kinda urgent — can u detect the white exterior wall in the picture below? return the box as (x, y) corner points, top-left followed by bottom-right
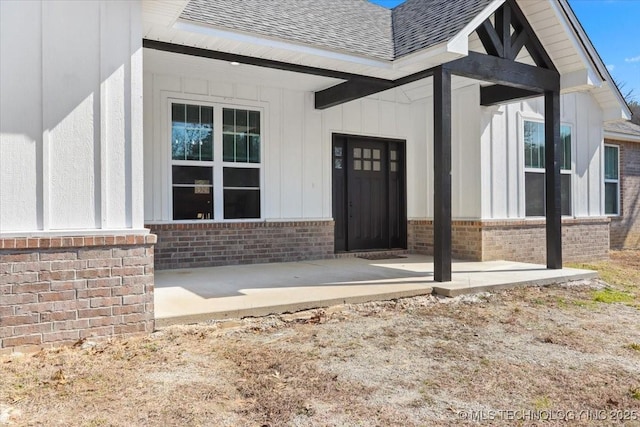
(480, 92), (604, 219)
(142, 52), (486, 223)
(143, 52), (605, 224)
(0, 0), (144, 235)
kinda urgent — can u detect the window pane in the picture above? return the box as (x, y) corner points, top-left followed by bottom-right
(223, 133), (235, 162)
(186, 104), (199, 126)
(236, 109), (248, 132)
(172, 103), (213, 162)
(561, 125), (571, 171)
(172, 166), (212, 185)
(561, 174), (571, 216)
(605, 146), (619, 180)
(223, 109), (234, 132)
(605, 182), (619, 215)
(249, 110), (260, 134)
(222, 108), (260, 163)
(235, 134), (248, 162)
(249, 135), (260, 163)
(171, 123), (187, 160)
(223, 167), (260, 188)
(224, 189), (260, 219)
(524, 121), (544, 168)
(525, 172), (545, 216)
(173, 187), (213, 220)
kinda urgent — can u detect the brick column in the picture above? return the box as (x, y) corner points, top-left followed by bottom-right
(0, 234), (156, 353)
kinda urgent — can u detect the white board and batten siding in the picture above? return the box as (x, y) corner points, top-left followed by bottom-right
(480, 92), (605, 219)
(0, 0), (144, 235)
(143, 50), (490, 224)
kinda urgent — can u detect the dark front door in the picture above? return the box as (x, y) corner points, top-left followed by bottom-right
(333, 135), (406, 252)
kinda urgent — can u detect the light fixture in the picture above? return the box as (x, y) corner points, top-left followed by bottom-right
(230, 61), (240, 66)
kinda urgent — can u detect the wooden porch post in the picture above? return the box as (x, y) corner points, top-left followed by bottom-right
(545, 89), (562, 268)
(433, 66), (452, 282)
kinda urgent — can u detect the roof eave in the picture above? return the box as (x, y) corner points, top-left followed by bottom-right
(604, 130), (640, 143)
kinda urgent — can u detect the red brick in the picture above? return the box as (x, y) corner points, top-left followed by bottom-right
(90, 296), (121, 308)
(113, 304), (145, 315)
(13, 323), (52, 335)
(0, 272), (39, 285)
(0, 253), (38, 263)
(2, 334), (42, 347)
(122, 294), (146, 305)
(89, 316), (123, 327)
(1, 314), (39, 327)
(50, 279), (87, 291)
(87, 277), (121, 288)
(42, 330), (79, 343)
(53, 300), (89, 311)
(38, 290), (76, 302)
(40, 270), (76, 281)
(41, 311), (77, 322)
(78, 307), (112, 318)
(77, 288), (111, 298)
(53, 319), (90, 331)
(13, 282), (50, 293)
(111, 284), (144, 296)
(2, 293), (38, 305)
(76, 268), (111, 279)
(14, 302), (54, 315)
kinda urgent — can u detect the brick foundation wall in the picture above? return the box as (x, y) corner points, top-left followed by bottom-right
(408, 218), (610, 264)
(0, 234), (156, 353)
(148, 221), (334, 270)
(608, 139), (640, 249)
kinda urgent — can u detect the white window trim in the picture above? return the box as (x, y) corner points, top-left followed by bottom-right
(519, 115), (575, 218)
(166, 96), (266, 223)
(604, 144), (620, 217)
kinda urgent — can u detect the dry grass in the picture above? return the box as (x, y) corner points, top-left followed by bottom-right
(2, 251), (640, 426)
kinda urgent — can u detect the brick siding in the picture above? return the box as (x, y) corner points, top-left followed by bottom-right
(148, 221), (334, 270)
(608, 139), (640, 249)
(0, 234), (156, 353)
(408, 218), (609, 264)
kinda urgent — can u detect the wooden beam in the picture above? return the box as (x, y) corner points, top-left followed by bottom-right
(315, 79), (394, 109)
(480, 85), (541, 106)
(433, 67), (452, 282)
(509, 29), (529, 60)
(545, 90), (562, 269)
(507, 0), (556, 70)
(315, 68), (435, 110)
(495, 4), (512, 59)
(142, 39), (391, 84)
(476, 19), (502, 57)
(445, 51), (559, 92)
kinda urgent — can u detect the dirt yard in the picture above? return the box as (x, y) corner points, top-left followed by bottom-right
(2, 251), (640, 426)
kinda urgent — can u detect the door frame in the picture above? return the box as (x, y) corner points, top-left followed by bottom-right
(332, 133), (407, 253)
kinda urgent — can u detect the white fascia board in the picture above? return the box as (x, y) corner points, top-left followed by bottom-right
(604, 130), (640, 143)
(393, 0), (505, 71)
(391, 42), (464, 71)
(173, 20), (394, 70)
(446, 0), (505, 55)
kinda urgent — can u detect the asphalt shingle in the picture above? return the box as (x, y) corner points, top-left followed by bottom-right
(179, 0), (496, 61)
(392, 0), (494, 58)
(604, 120), (640, 138)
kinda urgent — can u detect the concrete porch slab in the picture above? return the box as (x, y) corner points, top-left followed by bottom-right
(154, 255), (597, 326)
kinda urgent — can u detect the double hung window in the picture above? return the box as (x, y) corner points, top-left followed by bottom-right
(170, 101), (262, 220)
(523, 121), (572, 217)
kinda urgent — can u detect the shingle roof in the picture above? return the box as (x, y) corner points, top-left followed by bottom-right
(180, 0), (394, 60)
(604, 120), (640, 138)
(392, 0), (494, 58)
(179, 0), (495, 61)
